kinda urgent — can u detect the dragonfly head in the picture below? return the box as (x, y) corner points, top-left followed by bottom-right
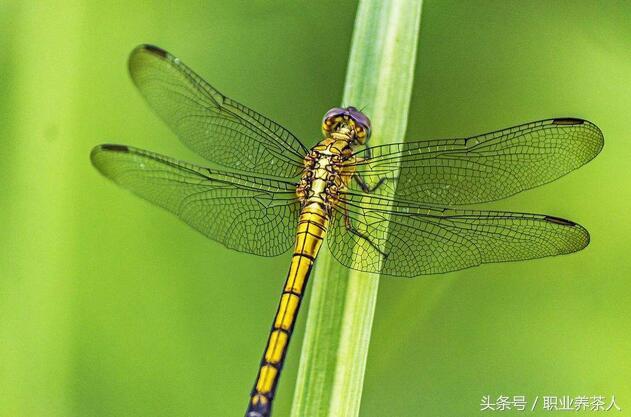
(322, 106), (371, 144)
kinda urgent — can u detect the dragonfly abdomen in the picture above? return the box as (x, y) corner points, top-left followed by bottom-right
(246, 204), (329, 417)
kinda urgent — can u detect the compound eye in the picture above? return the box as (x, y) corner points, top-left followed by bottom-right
(347, 108), (372, 142)
(322, 107), (346, 125)
(348, 108), (371, 130)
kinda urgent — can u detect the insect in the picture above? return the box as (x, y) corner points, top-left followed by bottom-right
(91, 45), (603, 417)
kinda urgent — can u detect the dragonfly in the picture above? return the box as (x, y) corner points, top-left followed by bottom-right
(91, 45), (603, 417)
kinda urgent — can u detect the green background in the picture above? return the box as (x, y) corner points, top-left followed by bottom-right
(1, 1), (629, 416)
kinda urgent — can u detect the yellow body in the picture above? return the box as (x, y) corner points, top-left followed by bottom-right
(249, 205), (327, 409)
(246, 133), (356, 417)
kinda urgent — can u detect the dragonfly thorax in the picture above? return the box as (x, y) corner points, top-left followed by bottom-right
(297, 137), (355, 212)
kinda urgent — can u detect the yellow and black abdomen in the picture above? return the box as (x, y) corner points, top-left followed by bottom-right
(245, 204), (328, 417)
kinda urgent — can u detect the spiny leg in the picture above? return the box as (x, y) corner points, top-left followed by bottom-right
(353, 173), (387, 193)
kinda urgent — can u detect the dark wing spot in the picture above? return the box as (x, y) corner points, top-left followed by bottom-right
(552, 118), (585, 125)
(100, 144), (129, 153)
(140, 44), (169, 58)
(544, 215), (577, 226)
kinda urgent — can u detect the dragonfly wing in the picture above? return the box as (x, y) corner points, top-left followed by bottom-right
(352, 118), (603, 205)
(91, 144), (300, 256)
(328, 193), (589, 276)
(128, 44), (307, 178)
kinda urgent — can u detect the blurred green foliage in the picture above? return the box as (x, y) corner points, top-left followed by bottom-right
(1, 1), (629, 417)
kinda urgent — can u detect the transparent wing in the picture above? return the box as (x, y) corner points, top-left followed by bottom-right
(91, 144), (300, 256)
(128, 44), (307, 178)
(328, 193), (589, 276)
(351, 118), (603, 205)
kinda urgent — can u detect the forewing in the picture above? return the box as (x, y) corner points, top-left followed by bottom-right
(352, 118), (603, 205)
(91, 144), (300, 256)
(328, 193), (589, 276)
(128, 44), (307, 178)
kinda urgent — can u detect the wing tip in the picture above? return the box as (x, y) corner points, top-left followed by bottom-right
(550, 117), (605, 159)
(90, 144), (131, 170)
(129, 44), (172, 78)
(543, 215), (591, 252)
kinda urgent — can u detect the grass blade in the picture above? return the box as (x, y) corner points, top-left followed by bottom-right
(290, 1), (423, 416)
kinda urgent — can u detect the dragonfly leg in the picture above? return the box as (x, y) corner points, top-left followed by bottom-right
(353, 173), (387, 193)
(343, 207), (388, 259)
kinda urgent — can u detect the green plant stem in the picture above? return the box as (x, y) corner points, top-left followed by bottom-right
(290, 1), (423, 417)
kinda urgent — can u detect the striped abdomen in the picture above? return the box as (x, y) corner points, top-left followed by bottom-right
(245, 204), (328, 417)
